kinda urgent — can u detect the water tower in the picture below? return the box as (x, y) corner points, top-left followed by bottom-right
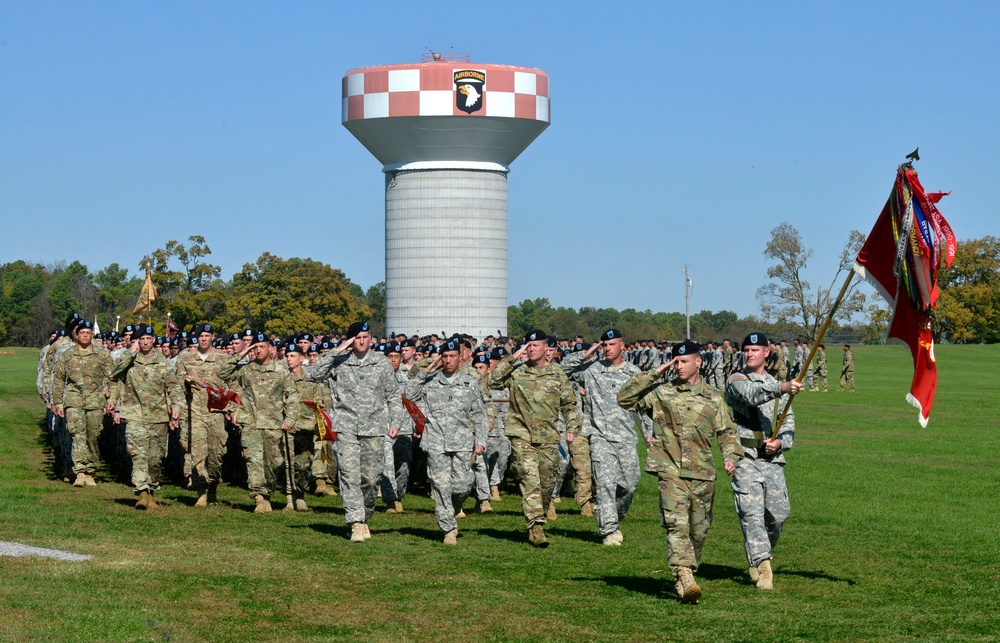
(342, 53), (550, 339)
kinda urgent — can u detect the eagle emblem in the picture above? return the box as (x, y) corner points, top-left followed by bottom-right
(454, 69), (485, 114)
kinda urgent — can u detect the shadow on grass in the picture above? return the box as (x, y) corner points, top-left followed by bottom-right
(580, 575), (678, 600)
(296, 522), (350, 540)
(394, 526), (444, 543)
(545, 526), (603, 544)
(468, 527), (528, 544)
(777, 567), (857, 585)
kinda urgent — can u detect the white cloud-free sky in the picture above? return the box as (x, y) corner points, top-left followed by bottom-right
(1, 1), (994, 317)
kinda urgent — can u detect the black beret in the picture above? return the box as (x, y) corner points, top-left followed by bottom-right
(742, 332), (768, 347)
(602, 328), (623, 340)
(319, 341), (333, 351)
(346, 321), (370, 338)
(547, 336), (558, 347)
(491, 347), (507, 359)
(124, 324), (135, 334)
(132, 325), (155, 340)
(65, 312), (82, 329)
(385, 342), (401, 354)
(473, 353), (490, 365)
(674, 340), (701, 356)
(437, 339), (461, 354)
(285, 343), (305, 355)
(524, 329), (548, 342)
(77, 320), (94, 331)
(299, 333), (315, 342)
(155, 336), (167, 346)
(240, 329), (255, 338)
(250, 332), (269, 346)
(230, 332), (242, 341)
(400, 339), (415, 348)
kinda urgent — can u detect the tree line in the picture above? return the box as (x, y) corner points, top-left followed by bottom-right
(2, 232), (996, 348)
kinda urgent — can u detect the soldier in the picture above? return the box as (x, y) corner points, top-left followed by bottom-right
(404, 339), (487, 544)
(562, 329), (650, 545)
(488, 330), (582, 547)
(813, 344), (828, 392)
(43, 314), (83, 482)
(381, 342), (414, 514)
(110, 325), (183, 509)
(218, 332), (300, 513)
(175, 323), (231, 506)
(725, 332), (802, 590)
(838, 345), (855, 392)
(792, 339), (804, 379)
(51, 320), (114, 487)
(304, 321), (402, 543)
(286, 343), (332, 510)
(618, 339), (742, 604)
(486, 349), (512, 502)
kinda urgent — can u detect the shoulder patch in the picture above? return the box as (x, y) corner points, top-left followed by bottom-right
(729, 373), (746, 382)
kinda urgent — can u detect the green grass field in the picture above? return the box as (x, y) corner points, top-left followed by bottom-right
(1, 345), (998, 642)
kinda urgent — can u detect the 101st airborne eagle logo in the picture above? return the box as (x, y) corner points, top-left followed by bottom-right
(454, 69), (485, 114)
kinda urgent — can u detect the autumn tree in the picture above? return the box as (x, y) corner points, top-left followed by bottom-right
(220, 253), (370, 336)
(756, 223), (867, 341)
(934, 236), (1000, 343)
(140, 236), (225, 329)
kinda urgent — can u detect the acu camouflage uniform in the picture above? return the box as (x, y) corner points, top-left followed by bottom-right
(488, 356), (582, 529)
(304, 349), (402, 525)
(218, 355), (300, 502)
(380, 364), (414, 507)
(562, 350), (650, 536)
(175, 348), (232, 491)
(291, 370), (333, 496)
(405, 369), (488, 533)
(52, 343), (114, 478)
(618, 372), (742, 576)
(110, 349), (184, 495)
(725, 369), (795, 567)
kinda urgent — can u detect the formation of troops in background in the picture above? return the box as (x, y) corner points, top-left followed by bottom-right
(37, 312), (857, 604)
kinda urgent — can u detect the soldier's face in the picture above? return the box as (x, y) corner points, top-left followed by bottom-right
(603, 338), (624, 361)
(160, 344), (170, 356)
(286, 351), (304, 370)
(401, 346), (416, 362)
(198, 332), (213, 351)
(297, 339), (312, 352)
(744, 345), (769, 371)
(675, 354), (701, 383)
(77, 329), (93, 347)
(138, 335), (156, 353)
(526, 339), (547, 364)
(474, 362), (490, 378)
(544, 346), (557, 363)
(387, 353), (401, 371)
(354, 331), (371, 353)
(440, 350), (461, 375)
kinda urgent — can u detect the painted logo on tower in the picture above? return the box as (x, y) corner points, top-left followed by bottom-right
(454, 69), (485, 114)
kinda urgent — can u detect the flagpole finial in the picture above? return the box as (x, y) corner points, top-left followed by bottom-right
(905, 147), (920, 163)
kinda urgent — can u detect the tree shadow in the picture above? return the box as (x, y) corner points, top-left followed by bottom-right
(578, 575), (678, 600)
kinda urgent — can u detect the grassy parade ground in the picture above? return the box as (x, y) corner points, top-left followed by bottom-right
(1, 345), (997, 642)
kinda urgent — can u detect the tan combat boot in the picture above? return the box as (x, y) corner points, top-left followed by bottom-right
(73, 473), (87, 487)
(362, 523), (372, 541)
(83, 474), (97, 486)
(490, 485), (501, 502)
(146, 493), (158, 509)
(748, 565), (760, 583)
(314, 478), (329, 496)
(455, 509), (466, 519)
(602, 530), (623, 546)
(476, 500), (493, 514)
(350, 522), (365, 543)
(135, 490), (150, 510)
(581, 502), (595, 517)
(253, 495), (272, 514)
(385, 502), (397, 514)
(756, 559), (773, 590)
(393, 500), (404, 514)
(677, 567), (702, 604)
(547, 503), (558, 521)
(443, 529), (458, 546)
(194, 488), (208, 508)
(529, 524), (549, 548)
(294, 497), (309, 511)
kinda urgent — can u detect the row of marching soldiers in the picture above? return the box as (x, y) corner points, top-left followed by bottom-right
(39, 312), (800, 604)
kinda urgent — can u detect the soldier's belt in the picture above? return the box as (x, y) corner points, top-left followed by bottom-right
(740, 437), (762, 449)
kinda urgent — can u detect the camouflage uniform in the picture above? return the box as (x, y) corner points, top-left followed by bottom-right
(380, 365), (414, 507)
(405, 369), (487, 533)
(44, 334), (76, 479)
(110, 349), (184, 495)
(725, 369), (795, 567)
(815, 349), (828, 391)
(312, 376), (339, 490)
(562, 351), (650, 536)
(304, 349), (402, 525)
(52, 343), (114, 478)
(175, 348), (231, 492)
(839, 348), (855, 391)
(218, 355), (300, 501)
(618, 372), (742, 576)
(486, 385), (511, 489)
(291, 370), (333, 495)
(488, 356), (582, 529)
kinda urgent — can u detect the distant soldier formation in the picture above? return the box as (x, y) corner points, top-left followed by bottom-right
(38, 311), (856, 604)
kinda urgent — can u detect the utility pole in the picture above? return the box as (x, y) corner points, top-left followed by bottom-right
(685, 264), (692, 340)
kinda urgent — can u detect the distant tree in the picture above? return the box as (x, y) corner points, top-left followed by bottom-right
(858, 302), (891, 345)
(364, 282), (386, 336)
(93, 263), (142, 328)
(756, 223), (866, 341)
(221, 253), (370, 336)
(49, 261), (95, 323)
(0, 261), (49, 345)
(934, 236), (1000, 343)
(141, 236), (225, 329)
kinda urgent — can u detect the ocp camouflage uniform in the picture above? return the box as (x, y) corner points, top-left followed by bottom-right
(618, 371), (742, 578)
(839, 348), (855, 391)
(44, 334), (76, 480)
(110, 349), (184, 495)
(488, 356), (582, 530)
(52, 343), (114, 479)
(304, 349), (402, 525)
(175, 348), (231, 493)
(405, 368), (487, 534)
(291, 370), (333, 495)
(562, 350), (649, 536)
(725, 369), (795, 568)
(218, 355), (300, 502)
(815, 349), (828, 391)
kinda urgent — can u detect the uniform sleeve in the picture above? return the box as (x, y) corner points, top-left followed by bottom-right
(51, 354), (67, 408)
(558, 372), (582, 435)
(487, 356), (517, 389)
(616, 371), (658, 416)
(282, 372), (301, 425)
(110, 349), (137, 382)
(383, 365), (403, 429)
(404, 370), (430, 403)
(725, 373), (782, 407)
(470, 383), (488, 449)
(303, 350), (338, 383)
(216, 354), (245, 385)
(713, 399), (743, 463)
(775, 397), (794, 452)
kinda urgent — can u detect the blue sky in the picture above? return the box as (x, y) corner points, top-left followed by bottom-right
(1, 2), (995, 318)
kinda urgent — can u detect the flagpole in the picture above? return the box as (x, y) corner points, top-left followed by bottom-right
(773, 269), (856, 432)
